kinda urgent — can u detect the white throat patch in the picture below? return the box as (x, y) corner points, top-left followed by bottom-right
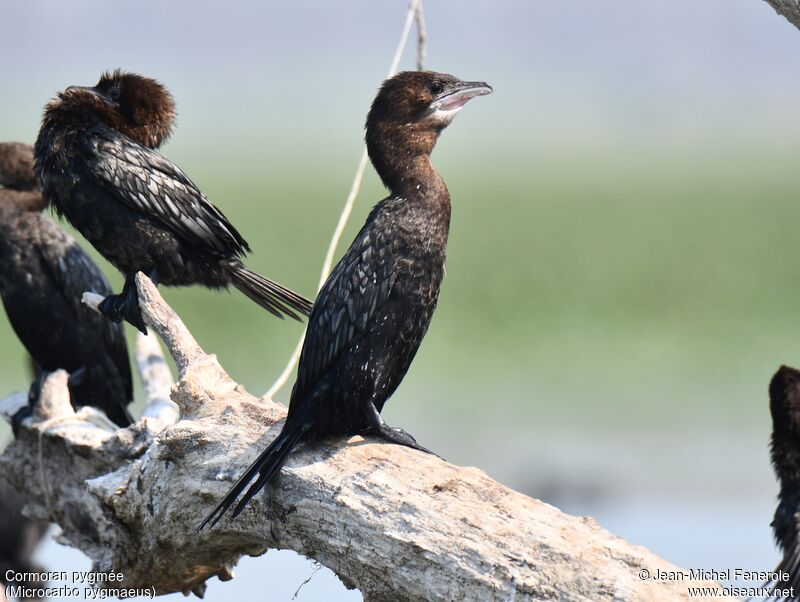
(424, 105), (463, 127)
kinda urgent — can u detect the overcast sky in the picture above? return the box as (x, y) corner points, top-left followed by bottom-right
(2, 0), (800, 152)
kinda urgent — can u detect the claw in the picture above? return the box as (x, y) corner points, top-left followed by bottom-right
(68, 367), (88, 389)
(97, 289), (146, 334)
(11, 405), (33, 437)
(98, 294), (125, 323)
(363, 399), (441, 458)
(126, 304), (147, 334)
(383, 427), (441, 458)
(28, 372), (44, 406)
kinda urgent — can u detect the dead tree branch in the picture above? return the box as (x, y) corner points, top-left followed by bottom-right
(764, 0), (800, 30)
(0, 273), (734, 601)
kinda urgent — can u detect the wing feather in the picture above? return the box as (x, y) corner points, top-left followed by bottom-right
(35, 217), (133, 402)
(82, 126), (250, 257)
(293, 211), (397, 401)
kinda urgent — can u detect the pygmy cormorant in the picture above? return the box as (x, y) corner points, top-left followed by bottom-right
(767, 365), (800, 599)
(0, 478), (48, 599)
(0, 145), (51, 596)
(200, 71), (492, 528)
(34, 70), (313, 333)
(0, 141), (133, 427)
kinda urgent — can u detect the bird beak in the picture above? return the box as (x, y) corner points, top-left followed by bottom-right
(431, 81), (493, 112)
(64, 85), (118, 108)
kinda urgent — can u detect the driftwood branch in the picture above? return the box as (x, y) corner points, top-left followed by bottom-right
(0, 273), (733, 600)
(764, 0), (800, 30)
(135, 332), (179, 423)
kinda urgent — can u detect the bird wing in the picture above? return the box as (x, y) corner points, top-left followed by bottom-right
(82, 126), (250, 257)
(35, 218), (133, 401)
(293, 212), (398, 400)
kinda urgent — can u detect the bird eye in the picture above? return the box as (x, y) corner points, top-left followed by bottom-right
(107, 84), (121, 102)
(429, 82), (443, 95)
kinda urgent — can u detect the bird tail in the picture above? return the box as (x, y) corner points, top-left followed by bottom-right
(66, 368), (133, 428)
(227, 262), (313, 321)
(198, 422), (306, 530)
(764, 538), (800, 600)
(104, 402), (135, 428)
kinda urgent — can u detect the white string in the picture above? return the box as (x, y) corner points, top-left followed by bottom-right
(415, 2), (427, 71)
(36, 415), (74, 522)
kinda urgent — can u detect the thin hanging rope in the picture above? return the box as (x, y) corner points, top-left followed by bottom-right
(37, 414), (73, 522)
(415, 3), (427, 71)
(265, 1), (427, 400)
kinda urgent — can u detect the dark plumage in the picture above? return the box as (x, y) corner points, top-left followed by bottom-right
(34, 70), (312, 333)
(201, 71), (492, 528)
(0, 142), (37, 190)
(0, 144), (50, 602)
(0, 478), (48, 599)
(768, 365), (800, 599)
(0, 141), (133, 426)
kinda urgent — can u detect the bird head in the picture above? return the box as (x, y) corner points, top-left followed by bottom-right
(57, 70), (176, 148)
(0, 142), (37, 191)
(365, 71), (491, 189)
(770, 365), (800, 437)
(367, 71), (492, 132)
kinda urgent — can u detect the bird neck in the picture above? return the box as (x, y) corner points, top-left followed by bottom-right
(393, 155), (447, 201)
(772, 432), (800, 488)
(42, 98), (110, 133)
(367, 128), (447, 200)
(0, 190), (45, 214)
(41, 97), (168, 149)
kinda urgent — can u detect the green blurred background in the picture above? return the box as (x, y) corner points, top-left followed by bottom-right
(2, 0), (799, 599)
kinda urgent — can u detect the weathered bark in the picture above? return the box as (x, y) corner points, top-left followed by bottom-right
(764, 0), (800, 30)
(0, 274), (732, 601)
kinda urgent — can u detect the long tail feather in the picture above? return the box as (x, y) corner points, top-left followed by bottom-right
(198, 423), (305, 530)
(227, 263), (313, 321)
(105, 403), (134, 428)
(765, 537), (800, 600)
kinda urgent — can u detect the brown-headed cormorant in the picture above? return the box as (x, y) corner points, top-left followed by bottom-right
(34, 70), (312, 333)
(0, 141), (133, 427)
(0, 478), (48, 599)
(0, 145), (51, 596)
(767, 365), (800, 599)
(200, 71), (492, 528)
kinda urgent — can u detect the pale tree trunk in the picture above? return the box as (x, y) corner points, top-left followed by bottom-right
(764, 0), (800, 31)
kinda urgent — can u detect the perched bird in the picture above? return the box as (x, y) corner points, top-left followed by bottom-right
(0, 144), (51, 602)
(34, 70), (312, 333)
(0, 141), (133, 427)
(201, 71), (492, 528)
(768, 365), (800, 598)
(0, 142), (37, 190)
(0, 478), (48, 600)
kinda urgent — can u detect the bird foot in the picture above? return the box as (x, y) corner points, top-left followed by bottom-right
(11, 405), (32, 437)
(28, 372), (44, 406)
(98, 293), (146, 334)
(372, 425), (442, 459)
(67, 367), (88, 389)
